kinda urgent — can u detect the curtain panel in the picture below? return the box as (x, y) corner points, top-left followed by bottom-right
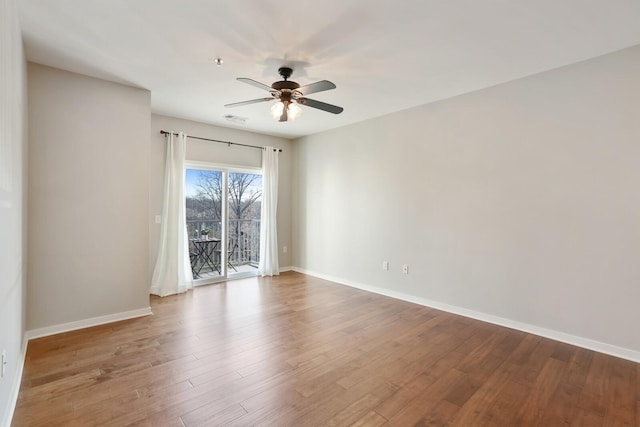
(258, 147), (279, 276)
(150, 132), (194, 296)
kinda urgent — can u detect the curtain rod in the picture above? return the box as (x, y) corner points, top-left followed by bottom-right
(160, 130), (282, 152)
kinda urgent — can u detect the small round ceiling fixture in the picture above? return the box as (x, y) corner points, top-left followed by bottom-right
(213, 58), (223, 67)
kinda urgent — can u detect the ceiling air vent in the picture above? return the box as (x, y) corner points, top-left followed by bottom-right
(224, 115), (247, 124)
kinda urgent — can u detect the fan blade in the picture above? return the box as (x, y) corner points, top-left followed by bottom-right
(297, 97), (344, 114)
(225, 98), (273, 108)
(296, 80), (336, 96)
(237, 77), (273, 92)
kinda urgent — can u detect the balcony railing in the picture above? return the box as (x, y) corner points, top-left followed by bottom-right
(186, 219), (260, 268)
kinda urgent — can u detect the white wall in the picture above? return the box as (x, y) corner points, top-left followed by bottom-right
(0, 0), (27, 423)
(293, 45), (640, 358)
(149, 114), (293, 274)
(27, 64), (151, 331)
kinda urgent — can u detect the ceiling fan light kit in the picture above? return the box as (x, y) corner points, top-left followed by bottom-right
(271, 100), (301, 121)
(225, 67), (343, 122)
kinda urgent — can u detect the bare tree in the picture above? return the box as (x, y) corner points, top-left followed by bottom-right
(194, 171), (262, 245)
(195, 171), (222, 221)
(228, 173), (261, 247)
(228, 173), (261, 221)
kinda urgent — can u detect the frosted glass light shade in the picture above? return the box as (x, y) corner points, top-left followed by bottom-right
(288, 102), (301, 120)
(270, 101), (302, 121)
(271, 101), (284, 119)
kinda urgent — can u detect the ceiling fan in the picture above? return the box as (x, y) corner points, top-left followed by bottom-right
(225, 67), (344, 122)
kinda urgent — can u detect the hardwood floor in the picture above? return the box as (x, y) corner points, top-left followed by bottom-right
(12, 272), (639, 426)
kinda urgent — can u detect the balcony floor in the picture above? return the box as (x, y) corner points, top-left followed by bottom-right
(193, 263), (258, 281)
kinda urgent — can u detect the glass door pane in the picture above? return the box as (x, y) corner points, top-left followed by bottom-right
(185, 168), (224, 282)
(227, 172), (262, 278)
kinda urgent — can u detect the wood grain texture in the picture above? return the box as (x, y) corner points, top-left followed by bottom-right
(12, 272), (639, 426)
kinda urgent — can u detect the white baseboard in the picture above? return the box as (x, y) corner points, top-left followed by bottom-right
(2, 335), (27, 427)
(279, 266), (294, 272)
(25, 307), (153, 341)
(292, 267), (640, 363)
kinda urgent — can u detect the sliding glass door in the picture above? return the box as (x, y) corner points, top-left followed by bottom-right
(227, 172), (262, 278)
(185, 165), (262, 284)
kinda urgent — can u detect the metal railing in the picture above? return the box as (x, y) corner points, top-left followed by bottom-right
(186, 219), (260, 267)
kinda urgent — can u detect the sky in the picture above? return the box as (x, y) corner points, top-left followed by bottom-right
(185, 169), (215, 197)
(185, 168), (262, 198)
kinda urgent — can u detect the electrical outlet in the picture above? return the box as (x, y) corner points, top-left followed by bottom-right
(1, 350), (6, 378)
(382, 261), (389, 271)
(283, 246), (288, 253)
(154, 215), (161, 224)
(402, 264), (409, 274)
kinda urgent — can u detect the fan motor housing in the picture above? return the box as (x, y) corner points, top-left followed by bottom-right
(272, 80), (300, 91)
(273, 66), (300, 91)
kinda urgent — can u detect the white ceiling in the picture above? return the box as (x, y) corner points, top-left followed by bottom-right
(19, 0), (640, 139)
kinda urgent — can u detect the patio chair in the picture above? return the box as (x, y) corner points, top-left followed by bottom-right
(189, 248), (199, 278)
(217, 242), (238, 272)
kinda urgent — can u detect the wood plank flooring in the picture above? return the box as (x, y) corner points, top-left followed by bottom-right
(12, 272), (639, 426)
